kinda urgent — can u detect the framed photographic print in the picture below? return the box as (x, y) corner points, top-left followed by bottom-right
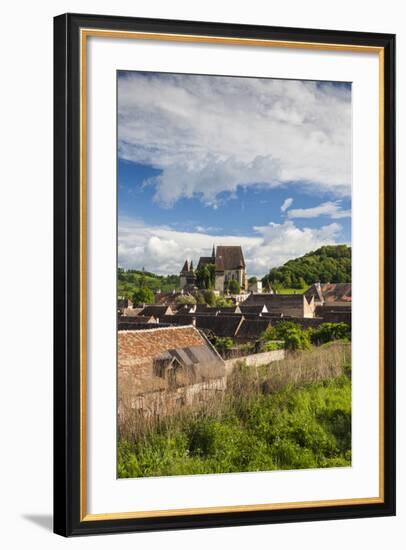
(53, 13), (396, 536)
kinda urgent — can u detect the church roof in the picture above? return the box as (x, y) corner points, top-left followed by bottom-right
(197, 256), (214, 269)
(215, 246), (245, 271)
(181, 260), (189, 273)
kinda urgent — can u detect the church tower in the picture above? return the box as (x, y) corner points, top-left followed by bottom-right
(179, 260), (196, 289)
(179, 260), (189, 289)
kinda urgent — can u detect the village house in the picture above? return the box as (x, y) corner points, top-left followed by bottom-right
(180, 245), (248, 293)
(315, 303), (352, 326)
(305, 282), (352, 306)
(238, 304), (268, 316)
(248, 279), (263, 293)
(117, 297), (133, 315)
(118, 315), (158, 331)
(154, 290), (196, 308)
(233, 318), (272, 344)
(139, 305), (174, 318)
(118, 326), (226, 420)
(243, 293), (316, 318)
(195, 315), (244, 339)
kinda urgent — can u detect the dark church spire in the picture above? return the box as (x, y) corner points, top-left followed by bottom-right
(212, 244), (216, 259)
(181, 259), (189, 273)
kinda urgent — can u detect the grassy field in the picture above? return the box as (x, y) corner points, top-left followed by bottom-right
(118, 342), (351, 478)
(274, 288), (305, 295)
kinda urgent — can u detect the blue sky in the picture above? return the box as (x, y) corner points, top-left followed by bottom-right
(118, 72), (351, 277)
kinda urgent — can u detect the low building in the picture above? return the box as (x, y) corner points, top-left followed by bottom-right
(243, 293), (315, 318)
(238, 304), (268, 316)
(248, 280), (263, 293)
(121, 307), (144, 317)
(234, 318), (271, 343)
(160, 314), (195, 326)
(117, 297), (133, 314)
(118, 326), (226, 419)
(139, 305), (174, 318)
(118, 315), (157, 330)
(315, 304), (352, 326)
(195, 315), (244, 339)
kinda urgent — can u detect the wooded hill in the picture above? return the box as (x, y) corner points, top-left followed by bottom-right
(118, 268), (180, 298)
(262, 245), (351, 290)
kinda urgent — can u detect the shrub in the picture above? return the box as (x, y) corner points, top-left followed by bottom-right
(261, 321), (311, 351)
(311, 322), (351, 345)
(262, 341), (284, 352)
(213, 337), (234, 355)
(202, 289), (216, 306)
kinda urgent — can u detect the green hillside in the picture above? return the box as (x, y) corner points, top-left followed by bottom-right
(118, 268), (179, 300)
(262, 245), (351, 290)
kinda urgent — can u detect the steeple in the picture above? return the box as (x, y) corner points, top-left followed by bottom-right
(190, 260), (194, 272)
(212, 244), (215, 260)
(181, 260), (189, 273)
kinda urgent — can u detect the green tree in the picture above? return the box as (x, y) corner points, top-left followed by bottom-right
(195, 263), (215, 289)
(310, 323), (351, 345)
(215, 296), (234, 307)
(132, 287), (154, 306)
(175, 295), (197, 306)
(228, 279), (241, 294)
(264, 245), (351, 289)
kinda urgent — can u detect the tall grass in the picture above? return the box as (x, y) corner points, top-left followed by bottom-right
(118, 342), (351, 478)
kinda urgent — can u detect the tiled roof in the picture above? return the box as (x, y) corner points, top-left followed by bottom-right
(118, 326), (225, 395)
(181, 260), (189, 272)
(196, 256), (214, 269)
(117, 298), (132, 309)
(304, 284), (324, 303)
(121, 307), (144, 317)
(235, 318), (271, 340)
(195, 315), (243, 338)
(215, 246), (245, 271)
(244, 293), (304, 305)
(238, 304), (268, 315)
(154, 292), (194, 306)
(140, 305), (174, 317)
(118, 315), (156, 325)
(160, 315), (195, 325)
(243, 293), (312, 317)
(321, 283), (352, 303)
(118, 322), (159, 331)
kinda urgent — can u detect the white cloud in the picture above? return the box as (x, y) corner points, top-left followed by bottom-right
(281, 197), (293, 212)
(118, 217), (344, 277)
(118, 74), (351, 206)
(287, 200), (351, 219)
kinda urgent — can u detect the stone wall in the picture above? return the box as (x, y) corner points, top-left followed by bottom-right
(118, 377), (226, 421)
(224, 349), (285, 375)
